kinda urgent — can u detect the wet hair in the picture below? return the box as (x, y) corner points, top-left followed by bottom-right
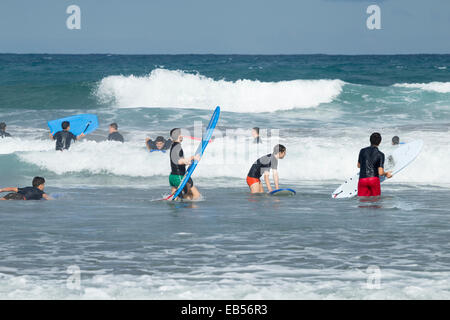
(273, 144), (286, 155)
(392, 136), (400, 145)
(32, 176), (45, 188)
(155, 136), (165, 143)
(370, 132), (382, 146)
(110, 123), (118, 130)
(0, 122), (6, 130)
(61, 121), (70, 130)
(170, 128), (181, 140)
(252, 127), (260, 135)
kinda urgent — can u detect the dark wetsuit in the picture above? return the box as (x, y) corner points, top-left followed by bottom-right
(357, 146), (385, 196)
(4, 187), (46, 200)
(169, 142), (193, 192)
(108, 131), (124, 143)
(0, 130), (11, 138)
(248, 153), (278, 179)
(147, 139), (172, 152)
(53, 130), (77, 151)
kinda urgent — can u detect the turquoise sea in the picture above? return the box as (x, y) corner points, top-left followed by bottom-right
(0, 54), (449, 299)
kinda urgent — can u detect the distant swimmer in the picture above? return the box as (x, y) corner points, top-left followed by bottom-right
(169, 128), (201, 200)
(0, 122), (11, 138)
(252, 127), (262, 144)
(392, 136), (400, 145)
(107, 123), (124, 143)
(0, 177), (52, 200)
(246, 144), (286, 193)
(49, 121), (85, 151)
(357, 133), (392, 197)
(146, 136), (172, 153)
(392, 136), (405, 145)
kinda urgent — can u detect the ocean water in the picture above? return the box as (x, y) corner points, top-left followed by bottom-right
(0, 54), (449, 299)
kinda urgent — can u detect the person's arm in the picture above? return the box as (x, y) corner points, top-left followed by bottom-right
(263, 171), (273, 193)
(272, 169), (279, 190)
(145, 138), (152, 151)
(0, 187), (19, 193)
(357, 162), (361, 168)
(49, 132), (54, 140)
(378, 167), (392, 178)
(42, 193), (53, 200)
(76, 133), (85, 141)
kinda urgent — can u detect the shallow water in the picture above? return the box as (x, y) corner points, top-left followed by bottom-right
(1, 54), (450, 299)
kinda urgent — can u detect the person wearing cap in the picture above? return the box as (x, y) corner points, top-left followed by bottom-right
(146, 135), (172, 152)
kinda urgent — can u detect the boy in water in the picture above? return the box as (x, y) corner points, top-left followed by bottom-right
(107, 123), (124, 143)
(169, 128), (201, 200)
(246, 144), (286, 193)
(0, 176), (52, 200)
(49, 121), (85, 151)
(357, 132), (392, 197)
(0, 122), (11, 138)
(146, 136), (172, 152)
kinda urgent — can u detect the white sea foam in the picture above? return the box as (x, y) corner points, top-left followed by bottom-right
(393, 82), (450, 93)
(95, 69), (345, 112)
(0, 268), (449, 299)
(7, 131), (450, 188)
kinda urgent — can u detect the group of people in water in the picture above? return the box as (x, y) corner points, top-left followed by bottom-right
(0, 118), (401, 201)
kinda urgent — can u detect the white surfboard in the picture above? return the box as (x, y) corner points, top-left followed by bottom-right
(331, 140), (423, 199)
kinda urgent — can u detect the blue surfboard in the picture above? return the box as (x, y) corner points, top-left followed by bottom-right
(48, 114), (99, 136)
(169, 106), (220, 201)
(270, 188), (296, 196)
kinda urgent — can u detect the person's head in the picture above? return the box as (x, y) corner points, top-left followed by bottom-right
(61, 121), (70, 131)
(32, 176), (46, 191)
(109, 123), (118, 134)
(273, 144), (287, 159)
(252, 127), (260, 138)
(370, 132), (382, 146)
(155, 136), (166, 149)
(392, 136), (400, 145)
(170, 128), (182, 142)
(0, 122), (6, 131)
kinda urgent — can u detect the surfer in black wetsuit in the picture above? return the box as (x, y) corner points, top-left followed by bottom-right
(169, 128), (201, 200)
(0, 177), (52, 200)
(246, 144), (286, 193)
(357, 133), (392, 197)
(49, 121), (85, 151)
(107, 123), (124, 143)
(0, 122), (11, 138)
(252, 127), (262, 144)
(146, 136), (172, 152)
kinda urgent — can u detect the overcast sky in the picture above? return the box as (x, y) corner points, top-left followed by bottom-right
(0, 0), (449, 54)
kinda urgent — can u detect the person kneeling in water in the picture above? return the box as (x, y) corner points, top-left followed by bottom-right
(357, 132), (392, 197)
(169, 128), (201, 200)
(146, 136), (172, 152)
(0, 177), (52, 200)
(246, 144), (286, 193)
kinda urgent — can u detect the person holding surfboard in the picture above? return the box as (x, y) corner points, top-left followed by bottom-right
(49, 121), (85, 151)
(357, 132), (392, 197)
(246, 144), (286, 194)
(169, 128), (201, 200)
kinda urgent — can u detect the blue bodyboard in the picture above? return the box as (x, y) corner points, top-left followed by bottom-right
(48, 114), (99, 136)
(171, 106), (220, 200)
(269, 188), (296, 196)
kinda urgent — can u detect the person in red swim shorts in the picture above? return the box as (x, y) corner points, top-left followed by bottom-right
(246, 144), (286, 193)
(357, 132), (392, 197)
